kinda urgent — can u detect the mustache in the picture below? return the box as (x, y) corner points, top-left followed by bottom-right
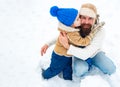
(79, 24), (92, 38)
(81, 24), (92, 28)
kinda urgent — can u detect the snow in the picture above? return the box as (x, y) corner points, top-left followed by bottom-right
(0, 0), (120, 87)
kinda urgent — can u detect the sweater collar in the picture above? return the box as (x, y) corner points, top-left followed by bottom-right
(58, 22), (80, 32)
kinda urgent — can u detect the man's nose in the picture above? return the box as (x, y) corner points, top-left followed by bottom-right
(85, 19), (89, 24)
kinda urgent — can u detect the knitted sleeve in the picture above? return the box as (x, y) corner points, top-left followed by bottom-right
(45, 37), (57, 47)
(67, 29), (105, 60)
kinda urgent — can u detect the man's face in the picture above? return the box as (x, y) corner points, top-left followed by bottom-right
(79, 15), (96, 37)
(80, 15), (95, 29)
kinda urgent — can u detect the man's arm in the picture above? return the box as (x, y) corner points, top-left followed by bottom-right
(45, 37), (57, 47)
(67, 29), (105, 60)
(40, 37), (57, 56)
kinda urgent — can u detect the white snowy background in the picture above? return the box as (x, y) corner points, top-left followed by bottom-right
(0, 0), (120, 87)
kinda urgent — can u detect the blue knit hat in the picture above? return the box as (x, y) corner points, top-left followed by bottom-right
(50, 6), (78, 26)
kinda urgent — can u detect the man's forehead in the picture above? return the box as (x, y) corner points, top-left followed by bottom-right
(80, 15), (95, 19)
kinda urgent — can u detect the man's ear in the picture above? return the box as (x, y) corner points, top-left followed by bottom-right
(95, 14), (100, 24)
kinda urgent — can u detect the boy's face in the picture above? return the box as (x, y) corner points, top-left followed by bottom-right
(72, 15), (81, 27)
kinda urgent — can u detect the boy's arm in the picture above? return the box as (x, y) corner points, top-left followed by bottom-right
(67, 32), (91, 47)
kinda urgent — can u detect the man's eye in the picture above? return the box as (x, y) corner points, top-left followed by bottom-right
(89, 17), (94, 20)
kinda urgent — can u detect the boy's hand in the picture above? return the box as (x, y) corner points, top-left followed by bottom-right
(59, 32), (70, 49)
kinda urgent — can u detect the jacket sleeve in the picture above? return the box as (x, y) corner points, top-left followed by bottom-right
(67, 29), (105, 60)
(67, 32), (91, 46)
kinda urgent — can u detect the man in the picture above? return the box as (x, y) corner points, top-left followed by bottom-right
(58, 3), (118, 87)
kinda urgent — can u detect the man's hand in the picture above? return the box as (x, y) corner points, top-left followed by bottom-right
(59, 32), (70, 49)
(41, 44), (48, 56)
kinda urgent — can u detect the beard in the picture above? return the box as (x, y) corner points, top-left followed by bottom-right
(79, 24), (92, 38)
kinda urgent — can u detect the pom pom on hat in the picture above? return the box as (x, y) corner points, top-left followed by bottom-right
(50, 6), (59, 17)
(49, 6), (78, 26)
